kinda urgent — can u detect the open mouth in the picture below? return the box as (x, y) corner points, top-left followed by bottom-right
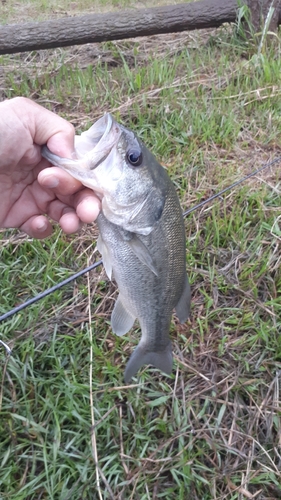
(83, 113), (114, 146)
(74, 113), (122, 170)
(41, 113), (122, 184)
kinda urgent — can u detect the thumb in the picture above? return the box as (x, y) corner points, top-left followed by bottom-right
(13, 97), (75, 158)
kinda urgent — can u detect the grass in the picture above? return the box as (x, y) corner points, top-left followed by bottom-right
(1, 2), (281, 499)
(0, 0), (193, 24)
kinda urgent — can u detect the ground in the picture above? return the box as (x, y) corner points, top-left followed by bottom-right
(0, 2), (281, 499)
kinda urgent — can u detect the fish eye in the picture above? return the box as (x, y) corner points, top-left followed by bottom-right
(126, 149), (143, 167)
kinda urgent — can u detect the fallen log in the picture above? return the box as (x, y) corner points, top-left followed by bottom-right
(0, 0), (281, 56)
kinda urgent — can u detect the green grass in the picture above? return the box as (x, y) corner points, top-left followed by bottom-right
(1, 4), (281, 499)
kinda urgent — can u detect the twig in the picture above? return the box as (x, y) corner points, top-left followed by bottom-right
(87, 263), (103, 500)
(119, 405), (129, 475)
(0, 355), (10, 411)
(0, 339), (11, 355)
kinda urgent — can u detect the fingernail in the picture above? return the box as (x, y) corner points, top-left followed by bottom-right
(36, 220), (48, 232)
(42, 176), (59, 188)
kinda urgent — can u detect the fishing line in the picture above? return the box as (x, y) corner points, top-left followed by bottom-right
(183, 155), (281, 216)
(0, 155), (280, 332)
(0, 260), (102, 324)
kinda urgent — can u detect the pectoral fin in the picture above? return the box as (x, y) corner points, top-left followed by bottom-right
(127, 235), (158, 276)
(175, 273), (191, 323)
(111, 294), (136, 336)
(97, 234), (113, 280)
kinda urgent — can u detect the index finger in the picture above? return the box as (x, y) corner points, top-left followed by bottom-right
(38, 166), (83, 196)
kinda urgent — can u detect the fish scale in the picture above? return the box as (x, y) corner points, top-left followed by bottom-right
(42, 113), (191, 381)
(98, 180), (187, 381)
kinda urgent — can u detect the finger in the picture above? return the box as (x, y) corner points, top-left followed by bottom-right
(33, 104), (75, 157)
(20, 209), (82, 237)
(38, 170), (101, 222)
(47, 199), (75, 223)
(13, 97), (75, 157)
(20, 215), (53, 239)
(59, 211), (83, 234)
(74, 190), (101, 223)
(45, 199), (82, 234)
(38, 167), (83, 195)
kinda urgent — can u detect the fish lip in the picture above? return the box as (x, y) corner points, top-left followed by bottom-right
(86, 113), (123, 171)
(42, 113), (124, 188)
(96, 113), (114, 145)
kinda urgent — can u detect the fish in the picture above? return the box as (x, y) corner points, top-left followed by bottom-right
(42, 114), (191, 382)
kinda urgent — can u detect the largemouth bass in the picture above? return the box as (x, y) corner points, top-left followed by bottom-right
(42, 114), (190, 382)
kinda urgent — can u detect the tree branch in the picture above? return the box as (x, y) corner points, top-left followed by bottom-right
(0, 0), (238, 55)
(1, 0), (281, 56)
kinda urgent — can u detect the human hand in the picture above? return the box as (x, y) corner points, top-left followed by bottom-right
(0, 97), (100, 238)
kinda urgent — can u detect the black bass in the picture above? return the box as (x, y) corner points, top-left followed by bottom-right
(42, 114), (190, 382)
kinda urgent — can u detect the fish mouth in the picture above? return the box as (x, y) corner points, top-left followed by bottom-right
(41, 113), (124, 192)
(74, 113), (122, 170)
(90, 113), (114, 144)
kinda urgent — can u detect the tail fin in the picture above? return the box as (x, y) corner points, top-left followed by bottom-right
(124, 343), (173, 383)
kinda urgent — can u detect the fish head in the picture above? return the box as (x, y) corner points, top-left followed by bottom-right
(74, 114), (158, 202)
(42, 113), (168, 234)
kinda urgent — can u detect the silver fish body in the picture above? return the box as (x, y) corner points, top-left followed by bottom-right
(42, 114), (190, 381)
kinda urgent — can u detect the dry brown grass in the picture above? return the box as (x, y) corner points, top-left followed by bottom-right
(1, 19), (281, 499)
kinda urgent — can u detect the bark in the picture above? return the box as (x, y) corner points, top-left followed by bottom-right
(246, 0), (281, 33)
(0, 1), (280, 55)
(0, 0), (239, 55)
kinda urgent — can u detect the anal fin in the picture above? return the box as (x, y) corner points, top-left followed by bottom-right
(175, 273), (191, 323)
